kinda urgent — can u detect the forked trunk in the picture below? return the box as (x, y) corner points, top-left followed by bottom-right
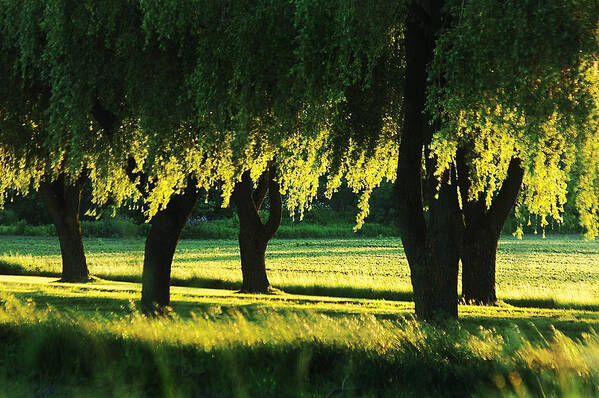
(39, 175), (90, 282)
(232, 167), (281, 293)
(141, 185), (200, 313)
(457, 152), (524, 305)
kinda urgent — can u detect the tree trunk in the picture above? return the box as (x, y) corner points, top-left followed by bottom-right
(91, 101), (202, 312)
(140, 184), (200, 313)
(461, 226), (499, 304)
(39, 175), (90, 282)
(397, 0), (461, 320)
(457, 152), (525, 305)
(418, 171), (464, 319)
(238, 224), (270, 293)
(232, 167), (281, 293)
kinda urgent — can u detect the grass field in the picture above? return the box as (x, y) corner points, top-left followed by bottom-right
(1, 235), (598, 308)
(0, 235), (598, 397)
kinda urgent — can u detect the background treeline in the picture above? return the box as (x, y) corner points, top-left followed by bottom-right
(0, 180), (590, 239)
(0, 180), (397, 239)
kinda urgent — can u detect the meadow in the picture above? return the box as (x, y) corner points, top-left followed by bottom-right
(0, 235), (598, 397)
(1, 235), (598, 308)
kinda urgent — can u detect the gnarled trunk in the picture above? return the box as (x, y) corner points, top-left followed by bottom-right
(39, 175), (90, 282)
(457, 152), (524, 305)
(140, 184), (200, 313)
(232, 167), (281, 293)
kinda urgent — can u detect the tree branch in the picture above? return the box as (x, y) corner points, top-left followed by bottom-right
(487, 157), (524, 230)
(251, 171), (270, 211)
(264, 166), (282, 239)
(232, 171), (263, 228)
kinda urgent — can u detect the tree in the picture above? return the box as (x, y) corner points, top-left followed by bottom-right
(296, 0), (598, 318)
(0, 3), (92, 281)
(233, 166), (281, 293)
(424, 0), (599, 314)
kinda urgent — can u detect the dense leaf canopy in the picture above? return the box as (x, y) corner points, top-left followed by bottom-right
(1, 0), (598, 235)
(428, 0), (599, 237)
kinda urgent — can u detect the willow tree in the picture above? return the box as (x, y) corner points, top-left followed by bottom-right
(422, 0), (599, 312)
(0, 3), (95, 282)
(139, 1), (314, 295)
(167, 0), (402, 294)
(296, 0), (598, 318)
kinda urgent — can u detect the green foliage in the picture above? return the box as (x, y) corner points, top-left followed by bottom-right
(428, 0), (599, 237)
(2, 0), (599, 239)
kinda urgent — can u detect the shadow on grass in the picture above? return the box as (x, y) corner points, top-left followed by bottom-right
(502, 297), (599, 312)
(5, 290), (231, 319)
(0, 259), (59, 278)
(3, 260), (598, 312)
(99, 274), (415, 302)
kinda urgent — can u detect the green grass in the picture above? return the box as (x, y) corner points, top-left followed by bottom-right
(0, 235), (598, 396)
(1, 235), (598, 308)
(0, 276), (598, 397)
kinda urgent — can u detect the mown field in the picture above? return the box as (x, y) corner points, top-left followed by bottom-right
(0, 235), (598, 397)
(1, 235), (598, 308)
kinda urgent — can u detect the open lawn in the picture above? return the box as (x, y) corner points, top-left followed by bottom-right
(0, 235), (598, 397)
(1, 235), (598, 308)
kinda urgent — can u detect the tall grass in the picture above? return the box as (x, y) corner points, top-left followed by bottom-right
(0, 293), (598, 397)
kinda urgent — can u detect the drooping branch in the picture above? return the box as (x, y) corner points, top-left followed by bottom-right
(456, 147), (487, 228)
(456, 147), (524, 233)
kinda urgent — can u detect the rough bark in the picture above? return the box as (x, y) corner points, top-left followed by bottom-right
(397, 0), (464, 320)
(39, 175), (90, 282)
(140, 183), (200, 313)
(457, 152), (525, 304)
(232, 167), (281, 293)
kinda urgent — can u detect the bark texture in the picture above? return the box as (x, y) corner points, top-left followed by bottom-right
(232, 167), (282, 293)
(140, 184), (200, 312)
(39, 175), (90, 282)
(397, 0), (464, 320)
(457, 152), (525, 304)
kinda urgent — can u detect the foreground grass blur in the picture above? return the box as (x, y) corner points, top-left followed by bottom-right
(0, 280), (598, 397)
